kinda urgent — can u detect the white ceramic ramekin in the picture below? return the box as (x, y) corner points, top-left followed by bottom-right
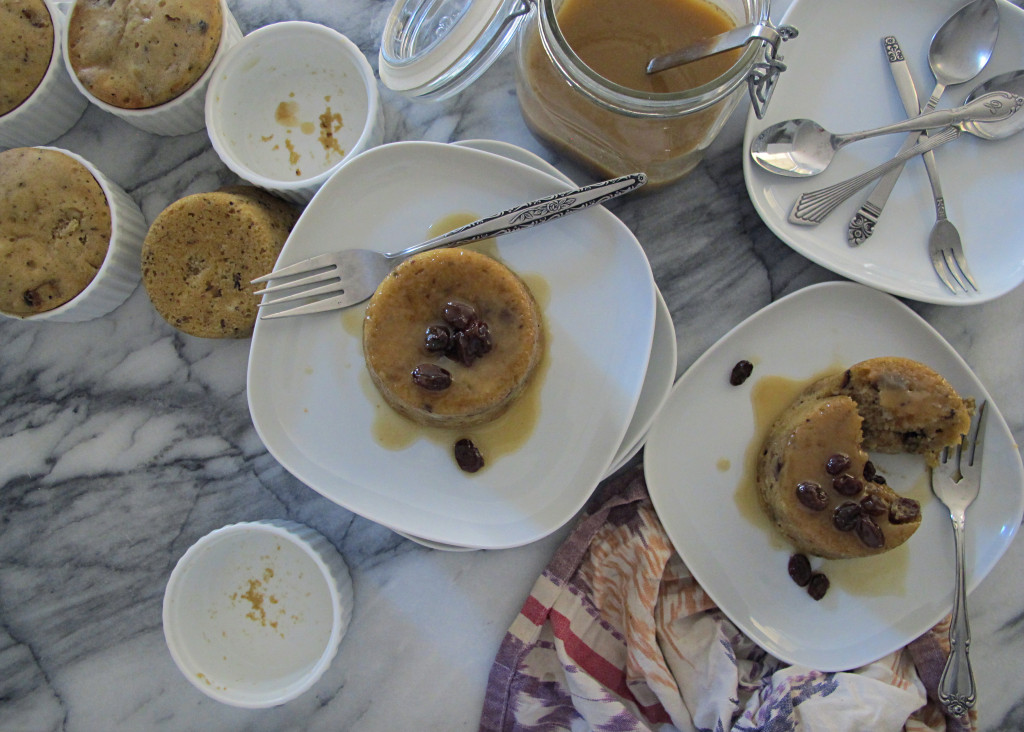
(162, 519), (353, 708)
(0, 146), (147, 323)
(0, 0), (89, 148)
(61, 0), (242, 136)
(205, 21), (384, 204)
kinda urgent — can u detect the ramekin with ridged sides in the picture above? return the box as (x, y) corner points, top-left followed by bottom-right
(162, 519), (353, 708)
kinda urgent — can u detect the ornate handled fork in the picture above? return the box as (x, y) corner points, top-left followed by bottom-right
(931, 399), (987, 718)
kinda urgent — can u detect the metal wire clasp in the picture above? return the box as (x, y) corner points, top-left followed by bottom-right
(747, 23), (798, 119)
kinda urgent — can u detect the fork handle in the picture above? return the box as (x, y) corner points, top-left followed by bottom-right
(387, 172), (648, 260)
(938, 510), (976, 718)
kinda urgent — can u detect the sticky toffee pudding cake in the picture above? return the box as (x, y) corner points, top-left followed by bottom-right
(757, 357), (973, 560)
(67, 0), (223, 109)
(362, 248), (543, 430)
(0, 147), (111, 316)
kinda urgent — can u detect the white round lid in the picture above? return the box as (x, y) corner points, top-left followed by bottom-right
(378, 0), (532, 99)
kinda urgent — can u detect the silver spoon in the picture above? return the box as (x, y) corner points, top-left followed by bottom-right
(645, 22), (798, 73)
(750, 90), (1020, 176)
(788, 71), (1024, 226)
(850, 0), (999, 244)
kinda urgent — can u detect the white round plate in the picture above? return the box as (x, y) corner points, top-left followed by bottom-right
(644, 282), (1024, 671)
(743, 0), (1024, 305)
(248, 141), (656, 549)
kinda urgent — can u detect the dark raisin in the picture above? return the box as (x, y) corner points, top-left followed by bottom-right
(862, 460), (877, 481)
(442, 300), (477, 330)
(461, 320), (492, 357)
(796, 481), (829, 510)
(807, 572), (830, 601)
(832, 473), (863, 496)
(872, 473), (887, 485)
(832, 501), (862, 531)
(856, 516), (886, 548)
(825, 453), (851, 475)
(454, 438), (484, 473)
(839, 369), (851, 389)
(788, 554), (812, 587)
(889, 497), (921, 525)
(729, 360), (753, 386)
(424, 324), (451, 352)
(859, 494), (888, 516)
(411, 363), (452, 391)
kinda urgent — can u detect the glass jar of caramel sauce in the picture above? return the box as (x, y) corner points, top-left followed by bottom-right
(379, 0), (783, 187)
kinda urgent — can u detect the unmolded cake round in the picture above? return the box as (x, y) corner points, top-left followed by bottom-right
(67, 0), (223, 109)
(363, 248), (544, 429)
(0, 146), (111, 316)
(756, 357), (972, 560)
(0, 0), (54, 116)
(757, 395), (923, 560)
(141, 186), (298, 338)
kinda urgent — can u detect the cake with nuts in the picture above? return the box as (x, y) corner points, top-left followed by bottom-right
(66, 0), (223, 109)
(141, 186), (298, 338)
(362, 248), (543, 429)
(757, 357), (973, 560)
(0, 0), (54, 116)
(0, 147), (111, 316)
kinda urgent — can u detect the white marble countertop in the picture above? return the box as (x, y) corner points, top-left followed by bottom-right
(3, 0), (1024, 729)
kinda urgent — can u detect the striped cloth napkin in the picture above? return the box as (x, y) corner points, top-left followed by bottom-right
(479, 467), (974, 732)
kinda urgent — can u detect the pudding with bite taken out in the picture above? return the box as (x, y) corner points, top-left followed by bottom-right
(757, 357), (973, 560)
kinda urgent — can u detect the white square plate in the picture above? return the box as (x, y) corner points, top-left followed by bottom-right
(248, 141), (656, 548)
(743, 0), (1024, 305)
(644, 282), (1024, 670)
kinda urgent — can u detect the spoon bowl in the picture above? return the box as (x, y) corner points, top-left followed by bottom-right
(751, 90), (1022, 176)
(961, 70), (1024, 139)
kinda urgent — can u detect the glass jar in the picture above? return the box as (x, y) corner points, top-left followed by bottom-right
(517, 0), (767, 186)
(378, 0), (791, 187)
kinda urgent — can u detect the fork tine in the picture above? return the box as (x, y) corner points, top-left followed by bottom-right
(256, 280), (345, 306)
(941, 249), (970, 293)
(259, 292), (365, 320)
(931, 249), (960, 294)
(254, 268), (339, 296)
(250, 252), (338, 285)
(963, 400), (988, 470)
(949, 251), (979, 293)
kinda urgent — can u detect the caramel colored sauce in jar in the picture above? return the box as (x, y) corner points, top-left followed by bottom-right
(516, 0), (756, 187)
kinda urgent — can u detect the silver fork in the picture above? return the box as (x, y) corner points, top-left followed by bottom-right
(252, 172), (647, 319)
(931, 399), (987, 718)
(929, 211), (978, 294)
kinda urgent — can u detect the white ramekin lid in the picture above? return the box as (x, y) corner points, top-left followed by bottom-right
(162, 519), (353, 708)
(61, 0), (242, 136)
(0, 146), (147, 323)
(205, 21), (384, 204)
(0, 0), (89, 148)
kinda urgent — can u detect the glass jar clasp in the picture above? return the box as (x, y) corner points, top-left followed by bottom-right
(746, 22), (798, 119)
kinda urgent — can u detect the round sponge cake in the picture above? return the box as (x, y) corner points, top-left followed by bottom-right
(363, 248), (544, 429)
(0, 147), (111, 316)
(757, 357), (972, 560)
(67, 0), (222, 109)
(0, 0), (54, 116)
(141, 186), (298, 338)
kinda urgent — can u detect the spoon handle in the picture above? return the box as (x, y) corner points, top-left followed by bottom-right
(848, 37), (942, 246)
(836, 91), (1019, 145)
(789, 127), (961, 226)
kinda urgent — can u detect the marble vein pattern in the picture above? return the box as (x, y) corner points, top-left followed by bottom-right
(2, 0), (1024, 730)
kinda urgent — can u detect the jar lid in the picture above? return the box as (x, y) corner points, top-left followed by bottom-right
(378, 0), (531, 99)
